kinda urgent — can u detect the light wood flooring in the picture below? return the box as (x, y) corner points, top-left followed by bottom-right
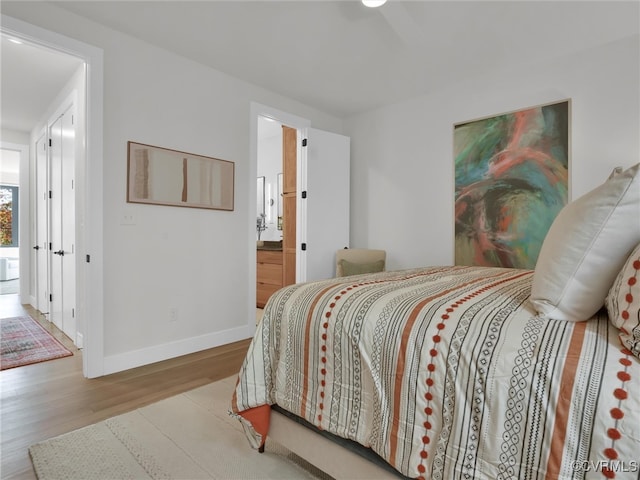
(0, 293), (251, 479)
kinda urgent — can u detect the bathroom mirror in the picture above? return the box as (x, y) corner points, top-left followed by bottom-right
(257, 176), (267, 240)
(277, 173), (283, 230)
(257, 176), (265, 218)
(127, 141), (234, 210)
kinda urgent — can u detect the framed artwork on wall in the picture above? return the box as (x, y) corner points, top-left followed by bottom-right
(453, 100), (570, 269)
(127, 141), (234, 211)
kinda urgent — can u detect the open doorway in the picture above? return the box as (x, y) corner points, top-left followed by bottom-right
(1, 35), (82, 349)
(1, 15), (105, 378)
(0, 148), (22, 298)
(250, 103), (310, 327)
(250, 103), (351, 328)
(256, 116), (284, 316)
(256, 117), (298, 310)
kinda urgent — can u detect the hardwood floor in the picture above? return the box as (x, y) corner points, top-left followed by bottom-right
(0, 294), (251, 479)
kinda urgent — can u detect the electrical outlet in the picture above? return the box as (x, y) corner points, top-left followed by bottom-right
(169, 307), (179, 322)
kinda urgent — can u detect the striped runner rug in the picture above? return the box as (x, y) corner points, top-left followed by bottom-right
(1, 316), (73, 370)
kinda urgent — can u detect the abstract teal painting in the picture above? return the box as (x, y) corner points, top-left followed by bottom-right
(454, 100), (569, 269)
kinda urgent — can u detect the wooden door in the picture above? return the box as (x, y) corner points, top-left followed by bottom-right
(282, 125), (297, 195)
(282, 125), (297, 286)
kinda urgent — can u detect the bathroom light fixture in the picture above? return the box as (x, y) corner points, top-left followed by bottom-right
(362, 0), (387, 7)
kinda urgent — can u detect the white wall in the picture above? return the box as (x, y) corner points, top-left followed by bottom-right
(4, 2), (637, 374)
(0, 149), (20, 184)
(0, 129), (30, 145)
(3, 2), (343, 374)
(344, 35), (640, 271)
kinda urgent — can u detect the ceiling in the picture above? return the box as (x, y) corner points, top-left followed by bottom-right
(1, 1), (638, 134)
(1, 34), (83, 133)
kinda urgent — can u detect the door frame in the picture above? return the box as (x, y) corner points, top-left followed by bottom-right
(34, 131), (49, 312)
(2, 14), (105, 378)
(0, 141), (30, 304)
(249, 102), (309, 327)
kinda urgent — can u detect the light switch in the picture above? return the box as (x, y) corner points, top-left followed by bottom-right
(121, 213), (136, 225)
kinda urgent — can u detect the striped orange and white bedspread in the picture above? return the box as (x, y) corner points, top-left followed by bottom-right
(231, 266), (640, 479)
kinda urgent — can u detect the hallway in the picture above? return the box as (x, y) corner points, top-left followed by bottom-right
(0, 292), (75, 351)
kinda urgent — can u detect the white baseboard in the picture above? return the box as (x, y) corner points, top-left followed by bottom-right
(102, 325), (253, 376)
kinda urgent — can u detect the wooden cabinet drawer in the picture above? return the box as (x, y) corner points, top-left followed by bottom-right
(257, 283), (281, 308)
(257, 250), (283, 307)
(257, 263), (283, 285)
(257, 250), (282, 265)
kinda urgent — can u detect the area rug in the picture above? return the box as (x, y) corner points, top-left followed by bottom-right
(29, 376), (332, 480)
(1, 316), (73, 370)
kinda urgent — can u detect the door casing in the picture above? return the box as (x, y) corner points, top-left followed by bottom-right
(2, 14), (105, 378)
(250, 103), (351, 325)
(35, 134), (48, 312)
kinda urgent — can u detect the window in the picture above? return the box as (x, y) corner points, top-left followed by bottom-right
(0, 185), (18, 247)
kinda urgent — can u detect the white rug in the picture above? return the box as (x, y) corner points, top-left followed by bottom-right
(29, 376), (332, 480)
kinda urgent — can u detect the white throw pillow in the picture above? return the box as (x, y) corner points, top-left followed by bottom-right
(530, 163), (640, 321)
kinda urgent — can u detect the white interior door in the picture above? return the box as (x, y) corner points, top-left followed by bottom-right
(49, 115), (63, 330)
(61, 108), (76, 339)
(300, 128), (350, 282)
(48, 105), (76, 340)
(35, 134), (49, 312)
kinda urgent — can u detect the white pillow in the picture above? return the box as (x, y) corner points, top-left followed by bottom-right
(530, 163), (640, 321)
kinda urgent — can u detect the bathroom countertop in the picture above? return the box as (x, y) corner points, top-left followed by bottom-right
(257, 241), (283, 251)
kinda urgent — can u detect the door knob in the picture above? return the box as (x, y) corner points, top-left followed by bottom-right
(33, 245), (40, 250)
(53, 250), (65, 256)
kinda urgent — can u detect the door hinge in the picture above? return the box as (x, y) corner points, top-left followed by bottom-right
(49, 294), (53, 302)
(49, 138), (52, 147)
(301, 243), (307, 251)
(71, 115), (75, 125)
(302, 138), (308, 147)
(86, 254), (91, 263)
(72, 308), (75, 318)
(301, 191), (307, 199)
(48, 190), (52, 199)
(49, 242), (52, 250)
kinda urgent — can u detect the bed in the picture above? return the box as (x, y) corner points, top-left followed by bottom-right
(231, 164), (640, 479)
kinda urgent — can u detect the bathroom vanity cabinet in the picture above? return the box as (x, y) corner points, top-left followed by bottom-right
(256, 249), (283, 308)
